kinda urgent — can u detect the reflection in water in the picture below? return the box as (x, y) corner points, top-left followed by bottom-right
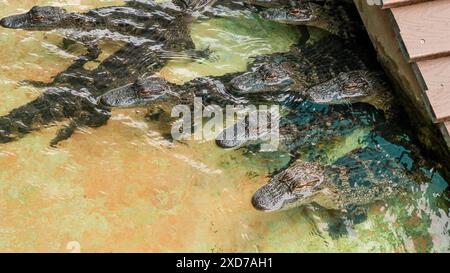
(0, 0), (448, 252)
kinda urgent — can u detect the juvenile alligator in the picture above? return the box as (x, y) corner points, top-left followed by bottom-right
(216, 100), (386, 151)
(0, 0), (215, 145)
(0, 0), (213, 62)
(98, 73), (248, 110)
(0, 88), (110, 145)
(251, 127), (426, 230)
(228, 35), (394, 115)
(97, 68), (391, 116)
(246, 0), (363, 39)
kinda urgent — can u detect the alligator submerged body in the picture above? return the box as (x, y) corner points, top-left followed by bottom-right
(0, 1), (212, 92)
(228, 35), (395, 117)
(250, 125), (429, 233)
(0, 0), (215, 145)
(0, 0), (211, 60)
(246, 0), (363, 39)
(215, 101), (386, 151)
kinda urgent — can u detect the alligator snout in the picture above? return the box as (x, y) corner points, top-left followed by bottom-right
(0, 14), (28, 29)
(0, 17), (11, 28)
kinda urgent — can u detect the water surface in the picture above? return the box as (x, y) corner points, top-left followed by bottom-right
(0, 0), (448, 252)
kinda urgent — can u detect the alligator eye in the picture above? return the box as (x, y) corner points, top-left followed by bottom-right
(264, 73), (278, 81)
(343, 83), (359, 91)
(290, 177), (321, 193)
(33, 15), (45, 21)
(343, 81), (367, 92)
(289, 8), (307, 16)
(138, 88), (154, 97)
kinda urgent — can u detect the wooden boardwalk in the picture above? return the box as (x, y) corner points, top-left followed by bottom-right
(381, 0), (450, 144)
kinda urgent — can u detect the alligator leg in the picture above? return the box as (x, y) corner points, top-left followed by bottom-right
(326, 205), (367, 239)
(19, 43), (101, 89)
(49, 108), (110, 146)
(0, 87), (108, 145)
(71, 42), (102, 68)
(49, 120), (79, 147)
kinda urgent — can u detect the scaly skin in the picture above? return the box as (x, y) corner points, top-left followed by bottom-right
(251, 143), (416, 213)
(229, 35), (373, 95)
(97, 68), (392, 115)
(0, 0), (215, 145)
(98, 74), (248, 111)
(0, 88), (110, 146)
(0, 1), (212, 70)
(229, 35), (395, 117)
(246, 0), (362, 39)
(216, 101), (386, 150)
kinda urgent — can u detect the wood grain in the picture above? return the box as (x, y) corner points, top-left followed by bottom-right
(426, 88), (450, 121)
(382, 0), (432, 9)
(416, 56), (450, 90)
(391, 0), (450, 61)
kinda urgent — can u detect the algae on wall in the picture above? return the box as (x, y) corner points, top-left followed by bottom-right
(353, 0), (450, 180)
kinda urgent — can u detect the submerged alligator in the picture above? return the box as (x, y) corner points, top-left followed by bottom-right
(0, 0), (214, 61)
(0, 0), (213, 93)
(98, 32), (393, 116)
(0, 0), (216, 145)
(215, 100), (387, 151)
(251, 126), (426, 231)
(97, 69), (391, 118)
(228, 35), (395, 117)
(98, 73), (247, 110)
(246, 0), (363, 39)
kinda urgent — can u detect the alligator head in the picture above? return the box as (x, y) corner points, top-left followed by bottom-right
(230, 62), (295, 94)
(98, 77), (176, 108)
(306, 70), (388, 105)
(0, 6), (71, 30)
(216, 110), (274, 149)
(252, 160), (335, 211)
(260, 2), (323, 25)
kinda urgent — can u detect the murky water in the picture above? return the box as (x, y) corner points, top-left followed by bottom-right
(0, 0), (449, 252)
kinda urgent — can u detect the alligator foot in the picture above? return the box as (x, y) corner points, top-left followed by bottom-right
(71, 44), (101, 68)
(50, 120), (79, 147)
(50, 107), (110, 147)
(187, 47), (219, 62)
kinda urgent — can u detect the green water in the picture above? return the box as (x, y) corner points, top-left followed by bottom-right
(0, 0), (448, 252)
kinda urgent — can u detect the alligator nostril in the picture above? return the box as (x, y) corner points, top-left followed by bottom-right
(251, 194), (270, 211)
(0, 18), (8, 27)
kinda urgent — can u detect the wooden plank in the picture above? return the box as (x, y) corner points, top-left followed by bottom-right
(416, 57), (450, 90)
(391, 0), (450, 62)
(382, 0), (432, 9)
(426, 88), (450, 121)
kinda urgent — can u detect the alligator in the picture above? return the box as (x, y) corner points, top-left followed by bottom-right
(215, 100), (386, 151)
(227, 35), (394, 115)
(98, 73), (248, 111)
(0, 88), (110, 146)
(250, 132), (425, 234)
(0, 0), (214, 62)
(244, 0), (363, 39)
(0, 0), (216, 145)
(97, 68), (391, 115)
(229, 35), (373, 95)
